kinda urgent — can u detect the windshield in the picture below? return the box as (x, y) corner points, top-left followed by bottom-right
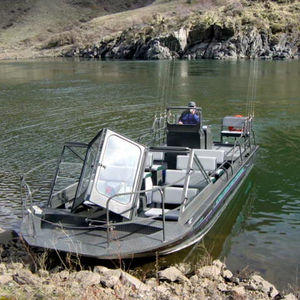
(48, 143), (88, 208)
(96, 134), (141, 204)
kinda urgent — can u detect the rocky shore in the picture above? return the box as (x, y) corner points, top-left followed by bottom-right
(0, 229), (298, 299)
(62, 1), (300, 60)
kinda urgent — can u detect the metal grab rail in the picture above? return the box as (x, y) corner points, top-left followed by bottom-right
(105, 186), (164, 247)
(137, 113), (167, 146)
(105, 166), (202, 247)
(20, 176), (33, 216)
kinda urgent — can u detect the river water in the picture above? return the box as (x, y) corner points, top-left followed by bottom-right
(0, 59), (299, 290)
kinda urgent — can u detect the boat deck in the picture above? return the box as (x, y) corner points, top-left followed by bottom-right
(23, 214), (188, 259)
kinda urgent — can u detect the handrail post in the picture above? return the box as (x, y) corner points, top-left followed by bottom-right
(106, 196), (114, 248)
(158, 188), (166, 242)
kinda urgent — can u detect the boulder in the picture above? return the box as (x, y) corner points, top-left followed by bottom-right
(37, 269), (49, 278)
(121, 271), (149, 292)
(283, 293), (298, 300)
(13, 269), (40, 286)
(217, 282), (228, 293)
(222, 269), (233, 281)
(231, 285), (246, 297)
(51, 270), (69, 282)
(158, 266), (190, 283)
(145, 277), (158, 287)
(250, 274), (279, 297)
(0, 274), (13, 285)
(197, 265), (222, 281)
(146, 40), (173, 60)
(73, 270), (101, 288)
(93, 266), (121, 288)
(0, 263), (7, 275)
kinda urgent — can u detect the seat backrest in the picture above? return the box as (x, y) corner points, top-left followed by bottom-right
(150, 151), (165, 162)
(152, 186), (198, 204)
(176, 155), (217, 171)
(222, 116), (248, 130)
(165, 169), (205, 188)
(193, 149), (225, 164)
(145, 153), (153, 169)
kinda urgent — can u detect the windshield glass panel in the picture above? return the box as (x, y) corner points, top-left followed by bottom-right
(96, 134), (141, 204)
(49, 144), (87, 208)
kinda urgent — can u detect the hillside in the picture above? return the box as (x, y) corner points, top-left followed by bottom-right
(0, 0), (155, 59)
(0, 0), (299, 60)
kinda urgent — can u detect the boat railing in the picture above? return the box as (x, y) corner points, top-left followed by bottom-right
(137, 113), (167, 146)
(105, 186), (165, 247)
(20, 176), (33, 217)
(105, 167), (205, 247)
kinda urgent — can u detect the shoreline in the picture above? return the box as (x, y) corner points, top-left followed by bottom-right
(0, 229), (298, 299)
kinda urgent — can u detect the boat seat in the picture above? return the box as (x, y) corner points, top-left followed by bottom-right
(193, 149), (225, 164)
(144, 208), (179, 221)
(221, 116), (250, 142)
(145, 153), (154, 169)
(152, 186), (198, 204)
(176, 155), (217, 171)
(143, 172), (153, 205)
(150, 151), (165, 162)
(165, 169), (205, 188)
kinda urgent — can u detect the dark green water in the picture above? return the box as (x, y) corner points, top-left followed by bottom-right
(0, 59), (299, 290)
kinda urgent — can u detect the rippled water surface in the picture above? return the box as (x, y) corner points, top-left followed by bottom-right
(0, 59), (299, 290)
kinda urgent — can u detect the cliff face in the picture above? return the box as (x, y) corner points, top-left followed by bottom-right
(64, 1), (300, 60)
(0, 0), (299, 60)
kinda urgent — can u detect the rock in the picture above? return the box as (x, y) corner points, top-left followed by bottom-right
(217, 282), (228, 293)
(146, 40), (173, 60)
(173, 27), (189, 51)
(250, 274), (279, 297)
(93, 266), (121, 288)
(231, 276), (240, 285)
(283, 293), (298, 300)
(153, 283), (172, 298)
(13, 269), (40, 285)
(213, 260), (225, 270)
(244, 281), (258, 291)
(0, 274), (13, 285)
(37, 269), (49, 278)
(222, 269), (233, 281)
(231, 286), (246, 297)
(0, 263), (7, 275)
(189, 274), (199, 286)
(121, 271), (149, 291)
(192, 286), (205, 299)
(73, 270), (101, 288)
(145, 277), (158, 287)
(175, 262), (192, 276)
(197, 265), (222, 281)
(158, 266), (190, 283)
(6, 262), (24, 272)
(51, 270), (69, 281)
(198, 277), (214, 289)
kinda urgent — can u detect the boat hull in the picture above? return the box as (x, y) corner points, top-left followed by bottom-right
(20, 145), (258, 260)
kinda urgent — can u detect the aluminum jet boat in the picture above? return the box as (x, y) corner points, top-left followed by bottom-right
(20, 106), (258, 259)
